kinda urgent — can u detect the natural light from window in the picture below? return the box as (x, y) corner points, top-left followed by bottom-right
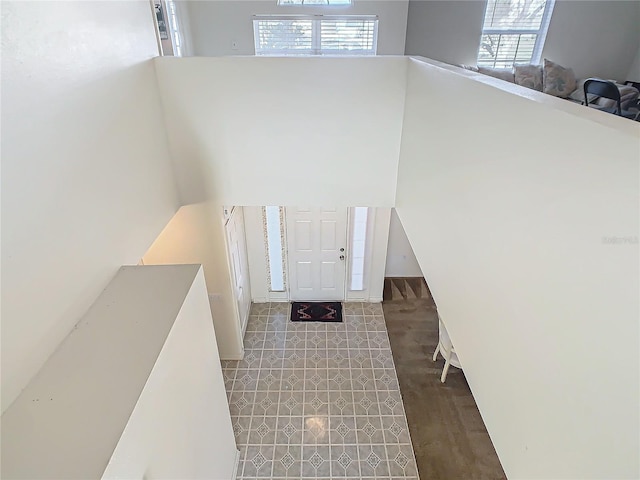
(264, 206), (285, 292)
(349, 207), (368, 291)
(477, 0), (555, 68)
(167, 1), (183, 56)
(253, 15), (377, 56)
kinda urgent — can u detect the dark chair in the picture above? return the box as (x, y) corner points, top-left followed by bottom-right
(583, 78), (638, 119)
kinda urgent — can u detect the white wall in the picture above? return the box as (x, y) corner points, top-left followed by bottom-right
(404, 0), (484, 66)
(141, 203), (244, 359)
(385, 208), (422, 277)
(396, 57), (639, 479)
(542, 0), (640, 80)
(362, 208), (392, 302)
(404, 0), (640, 80)
(628, 44), (640, 82)
(1, 1), (179, 411)
(103, 267), (238, 480)
(154, 56), (407, 207)
(184, 0), (408, 56)
(2, 265), (237, 479)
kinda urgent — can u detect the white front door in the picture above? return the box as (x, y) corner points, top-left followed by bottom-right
(226, 207), (251, 332)
(286, 207), (348, 301)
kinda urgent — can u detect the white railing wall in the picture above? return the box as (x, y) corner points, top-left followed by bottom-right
(396, 57), (639, 479)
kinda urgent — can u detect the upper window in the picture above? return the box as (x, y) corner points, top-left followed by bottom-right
(166, 1), (183, 57)
(477, 0), (555, 68)
(253, 15), (378, 56)
(278, 0), (352, 4)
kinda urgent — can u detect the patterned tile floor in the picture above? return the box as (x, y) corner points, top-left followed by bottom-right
(221, 302), (419, 480)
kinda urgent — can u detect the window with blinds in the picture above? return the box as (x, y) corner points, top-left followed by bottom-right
(166, 1), (183, 56)
(253, 15), (378, 56)
(477, 0), (555, 68)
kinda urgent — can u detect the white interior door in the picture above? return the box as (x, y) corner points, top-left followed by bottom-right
(226, 207), (251, 332)
(286, 207), (348, 301)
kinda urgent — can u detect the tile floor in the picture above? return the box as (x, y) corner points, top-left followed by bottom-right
(221, 302), (419, 480)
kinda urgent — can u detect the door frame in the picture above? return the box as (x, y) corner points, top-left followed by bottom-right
(244, 206), (388, 304)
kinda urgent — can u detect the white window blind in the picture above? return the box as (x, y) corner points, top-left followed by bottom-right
(254, 15), (378, 56)
(477, 0), (555, 68)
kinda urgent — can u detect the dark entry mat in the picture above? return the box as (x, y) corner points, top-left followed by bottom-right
(290, 302), (343, 322)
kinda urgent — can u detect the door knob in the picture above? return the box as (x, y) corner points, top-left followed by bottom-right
(339, 255), (345, 260)
(340, 248), (345, 252)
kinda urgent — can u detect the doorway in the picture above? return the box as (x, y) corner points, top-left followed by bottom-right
(244, 206), (388, 303)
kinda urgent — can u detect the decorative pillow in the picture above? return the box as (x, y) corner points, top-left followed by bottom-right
(514, 64), (543, 91)
(477, 66), (515, 83)
(459, 64), (479, 72)
(543, 59), (577, 98)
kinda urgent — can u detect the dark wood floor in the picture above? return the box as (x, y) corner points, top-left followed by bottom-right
(383, 279), (506, 480)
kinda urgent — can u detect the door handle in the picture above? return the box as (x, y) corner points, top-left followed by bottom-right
(339, 255), (345, 260)
(340, 248), (345, 252)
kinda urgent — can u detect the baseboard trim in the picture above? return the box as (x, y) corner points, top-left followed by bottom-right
(221, 349), (244, 361)
(232, 448), (241, 479)
(345, 297), (384, 303)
